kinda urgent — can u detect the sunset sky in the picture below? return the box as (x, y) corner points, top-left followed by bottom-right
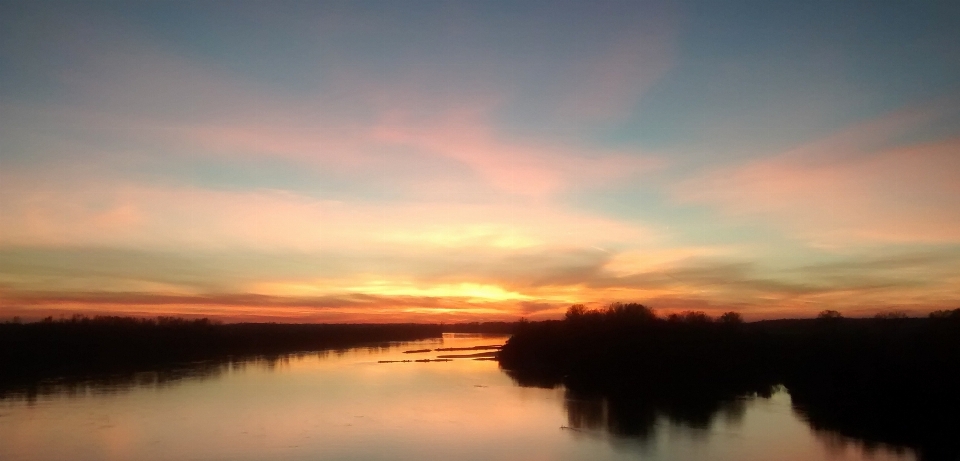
(2, 1), (959, 322)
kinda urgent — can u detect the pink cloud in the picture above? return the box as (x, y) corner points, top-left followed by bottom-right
(672, 104), (960, 244)
(0, 176), (651, 251)
(4, 7), (675, 189)
(373, 109), (662, 197)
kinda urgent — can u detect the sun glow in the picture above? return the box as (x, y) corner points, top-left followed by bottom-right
(247, 280), (533, 302)
(348, 281), (533, 302)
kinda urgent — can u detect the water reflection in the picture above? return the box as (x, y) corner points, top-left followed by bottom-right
(0, 342), (430, 404)
(554, 386), (917, 461)
(562, 388), (757, 439)
(0, 334), (920, 461)
(505, 367), (777, 441)
(505, 363), (955, 460)
(814, 428), (914, 461)
(794, 400), (958, 461)
(0, 361), (228, 404)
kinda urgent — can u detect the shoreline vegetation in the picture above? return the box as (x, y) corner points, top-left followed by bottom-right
(0, 316), (512, 390)
(498, 303), (960, 461)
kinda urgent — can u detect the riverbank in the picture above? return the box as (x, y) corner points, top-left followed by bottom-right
(0, 316), (447, 386)
(497, 304), (960, 461)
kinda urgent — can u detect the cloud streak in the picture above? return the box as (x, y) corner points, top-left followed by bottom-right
(0, 176), (653, 252)
(671, 103), (960, 245)
(4, 245), (957, 322)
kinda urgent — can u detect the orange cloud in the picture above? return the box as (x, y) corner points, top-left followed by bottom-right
(5, 244), (956, 322)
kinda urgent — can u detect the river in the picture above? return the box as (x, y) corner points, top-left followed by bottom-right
(0, 333), (914, 461)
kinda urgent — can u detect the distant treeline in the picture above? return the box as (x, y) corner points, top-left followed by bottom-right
(441, 321), (518, 334)
(0, 316), (444, 386)
(498, 304), (960, 461)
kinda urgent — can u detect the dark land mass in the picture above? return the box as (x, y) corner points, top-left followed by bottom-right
(441, 322), (517, 334)
(436, 351), (499, 359)
(434, 345), (502, 351)
(0, 316), (445, 390)
(498, 304), (960, 461)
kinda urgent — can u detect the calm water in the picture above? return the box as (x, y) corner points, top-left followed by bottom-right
(0, 334), (914, 461)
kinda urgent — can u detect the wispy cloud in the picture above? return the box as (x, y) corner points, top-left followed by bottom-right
(373, 108), (662, 197)
(671, 102), (960, 245)
(0, 176), (653, 251)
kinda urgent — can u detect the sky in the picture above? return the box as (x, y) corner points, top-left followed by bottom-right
(2, 0), (959, 322)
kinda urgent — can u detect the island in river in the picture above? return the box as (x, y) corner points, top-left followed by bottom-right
(498, 304), (960, 461)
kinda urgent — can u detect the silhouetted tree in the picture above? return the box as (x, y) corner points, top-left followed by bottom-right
(565, 304), (588, 321)
(874, 311), (908, 320)
(604, 303), (657, 323)
(719, 312), (743, 324)
(929, 308), (960, 319)
(817, 310), (843, 320)
(668, 311), (712, 323)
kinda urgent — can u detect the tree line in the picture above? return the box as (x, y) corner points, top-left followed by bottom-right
(499, 303), (960, 461)
(0, 315), (444, 387)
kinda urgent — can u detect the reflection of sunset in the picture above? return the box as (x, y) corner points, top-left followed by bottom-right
(0, 334), (915, 461)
